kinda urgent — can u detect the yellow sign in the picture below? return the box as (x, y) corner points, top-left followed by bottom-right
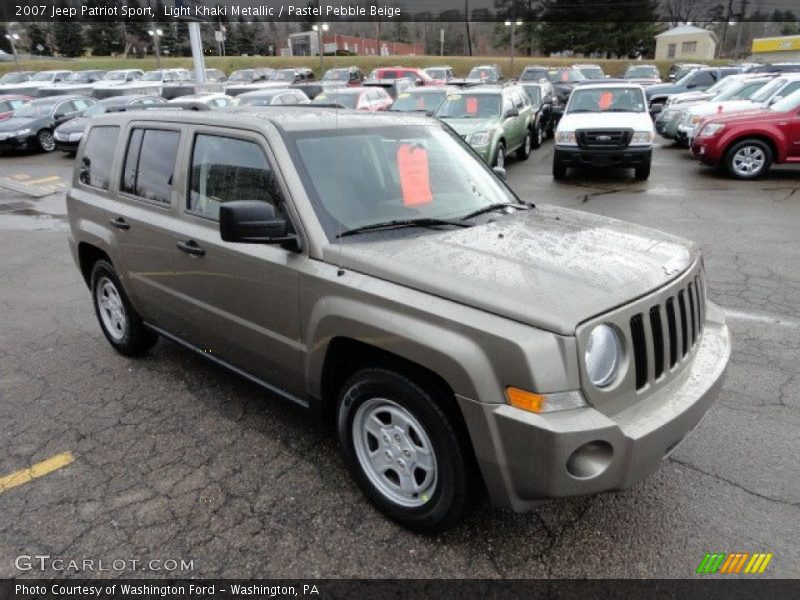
(752, 36), (800, 53)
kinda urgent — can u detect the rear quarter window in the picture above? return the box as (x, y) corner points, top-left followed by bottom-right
(121, 128), (180, 205)
(79, 126), (120, 191)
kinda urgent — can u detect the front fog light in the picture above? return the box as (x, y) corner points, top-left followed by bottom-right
(585, 324), (622, 387)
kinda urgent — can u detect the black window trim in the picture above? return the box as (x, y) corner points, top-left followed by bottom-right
(78, 124), (121, 192)
(118, 124), (181, 209)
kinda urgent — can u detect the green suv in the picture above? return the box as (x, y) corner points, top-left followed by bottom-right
(435, 85), (535, 168)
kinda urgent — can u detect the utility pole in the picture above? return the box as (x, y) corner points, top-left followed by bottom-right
(719, 0), (734, 58)
(733, 0), (749, 59)
(464, 0), (472, 57)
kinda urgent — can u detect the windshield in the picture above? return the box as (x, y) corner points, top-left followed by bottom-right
(228, 70), (254, 82)
(547, 68), (585, 83)
(282, 124), (519, 239)
(237, 94), (278, 107)
(269, 70), (296, 81)
(70, 72), (99, 83)
(323, 69), (350, 81)
(30, 72), (57, 82)
(770, 88), (800, 112)
(578, 67), (605, 79)
(626, 66), (659, 79)
(521, 85), (542, 105)
(425, 69), (448, 79)
(520, 69), (548, 82)
(83, 103), (109, 118)
(104, 71), (128, 81)
(715, 80), (768, 101)
(14, 102), (54, 118)
(390, 91), (447, 113)
(467, 67), (499, 81)
(140, 71), (163, 81)
(567, 87), (646, 113)
(750, 78), (785, 102)
(0, 72), (32, 83)
(436, 94), (501, 119)
(312, 92), (359, 109)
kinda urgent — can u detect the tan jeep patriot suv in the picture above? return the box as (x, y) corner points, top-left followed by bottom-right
(67, 107), (730, 532)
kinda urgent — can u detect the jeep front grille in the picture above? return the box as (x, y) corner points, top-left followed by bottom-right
(577, 129), (632, 149)
(629, 272), (706, 390)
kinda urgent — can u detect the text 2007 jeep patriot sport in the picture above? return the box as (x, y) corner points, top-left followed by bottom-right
(67, 107), (730, 532)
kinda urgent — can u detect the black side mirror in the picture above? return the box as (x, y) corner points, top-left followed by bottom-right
(220, 200), (295, 245)
(493, 166), (507, 181)
(505, 108), (519, 118)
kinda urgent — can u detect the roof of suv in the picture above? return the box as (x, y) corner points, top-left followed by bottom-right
(88, 105), (434, 134)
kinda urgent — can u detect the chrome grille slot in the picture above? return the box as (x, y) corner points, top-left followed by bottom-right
(628, 271), (708, 393)
(576, 129), (632, 149)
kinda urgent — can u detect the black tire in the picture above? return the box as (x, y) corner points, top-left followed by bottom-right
(90, 260), (158, 357)
(493, 142), (506, 169)
(634, 163), (651, 181)
(723, 138), (773, 180)
(516, 128), (532, 160)
(336, 368), (474, 533)
(37, 129), (55, 152)
(532, 121), (543, 149)
(552, 160), (567, 180)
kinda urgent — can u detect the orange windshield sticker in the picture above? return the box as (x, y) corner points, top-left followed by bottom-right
(480, 70), (488, 78)
(466, 97), (478, 114)
(599, 92), (613, 109)
(397, 144), (433, 206)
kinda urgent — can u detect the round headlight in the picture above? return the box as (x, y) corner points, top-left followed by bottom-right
(584, 324), (622, 388)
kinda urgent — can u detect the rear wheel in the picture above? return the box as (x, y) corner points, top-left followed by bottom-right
(516, 129), (532, 160)
(336, 368), (474, 533)
(724, 139), (772, 179)
(37, 129), (55, 152)
(90, 260), (158, 356)
(493, 142), (506, 169)
(532, 122), (543, 149)
(552, 159), (567, 180)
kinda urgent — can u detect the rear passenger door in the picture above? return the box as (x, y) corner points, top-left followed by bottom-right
(165, 127), (304, 395)
(110, 124), (187, 330)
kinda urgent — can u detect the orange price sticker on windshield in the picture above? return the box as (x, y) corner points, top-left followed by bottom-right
(466, 96), (478, 114)
(599, 91), (613, 109)
(397, 144), (433, 206)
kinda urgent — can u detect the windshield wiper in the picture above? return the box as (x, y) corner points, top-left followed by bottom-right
(336, 218), (472, 238)
(460, 202), (529, 221)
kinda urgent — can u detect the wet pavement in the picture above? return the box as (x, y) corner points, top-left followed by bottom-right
(0, 143), (798, 578)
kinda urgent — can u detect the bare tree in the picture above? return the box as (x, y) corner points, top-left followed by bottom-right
(662, 0), (704, 26)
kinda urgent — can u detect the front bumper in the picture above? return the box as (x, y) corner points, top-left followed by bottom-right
(457, 302), (730, 512)
(0, 134), (34, 151)
(554, 145), (652, 169)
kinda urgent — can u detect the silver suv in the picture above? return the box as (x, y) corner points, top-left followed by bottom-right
(67, 107), (730, 532)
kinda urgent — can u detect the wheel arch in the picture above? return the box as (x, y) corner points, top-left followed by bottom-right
(77, 242), (112, 287)
(723, 133), (780, 164)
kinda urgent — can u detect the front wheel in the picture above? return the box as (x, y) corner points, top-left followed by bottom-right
(724, 139), (772, 179)
(493, 142), (506, 169)
(336, 368), (474, 533)
(37, 129), (55, 152)
(91, 260), (158, 356)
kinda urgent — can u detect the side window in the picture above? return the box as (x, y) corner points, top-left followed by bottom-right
(512, 92), (524, 108)
(188, 134), (283, 221)
(79, 126), (119, 191)
(10, 99), (25, 109)
(121, 128), (179, 204)
(502, 96), (513, 114)
(55, 101), (74, 117)
(781, 81), (800, 97)
(73, 99), (90, 111)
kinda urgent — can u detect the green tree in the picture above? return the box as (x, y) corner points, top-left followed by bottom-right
(53, 22), (85, 58)
(0, 24), (11, 54)
(86, 23), (123, 56)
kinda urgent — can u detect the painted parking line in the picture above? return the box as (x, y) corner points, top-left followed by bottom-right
(11, 174), (31, 180)
(26, 176), (62, 185)
(722, 307), (800, 329)
(0, 452), (75, 494)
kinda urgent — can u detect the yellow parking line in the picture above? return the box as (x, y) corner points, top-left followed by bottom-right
(0, 452), (75, 494)
(26, 176), (62, 185)
(11, 174), (31, 180)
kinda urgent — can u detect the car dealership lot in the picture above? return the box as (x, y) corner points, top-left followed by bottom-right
(0, 144), (798, 578)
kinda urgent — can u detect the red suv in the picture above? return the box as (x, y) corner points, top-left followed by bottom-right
(691, 90), (800, 179)
(368, 67), (441, 86)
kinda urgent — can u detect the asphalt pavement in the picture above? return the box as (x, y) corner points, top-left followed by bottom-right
(0, 141), (798, 578)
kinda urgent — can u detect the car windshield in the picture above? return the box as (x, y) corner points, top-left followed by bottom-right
(140, 71), (163, 81)
(626, 66), (659, 79)
(750, 78), (786, 102)
(228, 70), (254, 82)
(14, 102), (54, 118)
(104, 71), (128, 81)
(237, 95), (277, 106)
(282, 124), (520, 239)
(0, 101), (12, 112)
(269, 70), (296, 81)
(770, 88), (800, 112)
(547, 68), (585, 83)
(425, 69), (448, 79)
(673, 70), (699, 86)
(312, 92), (359, 108)
(520, 69), (548, 81)
(30, 72), (56, 82)
(467, 67), (498, 80)
(390, 91), (447, 113)
(323, 69), (351, 81)
(83, 103), (109, 118)
(521, 85), (542, 105)
(578, 67), (604, 79)
(567, 87), (646, 113)
(70, 72), (98, 82)
(0, 72), (31, 83)
(436, 94), (501, 119)
(715, 80), (768, 101)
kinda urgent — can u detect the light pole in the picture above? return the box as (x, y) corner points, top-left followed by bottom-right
(5, 34), (20, 69)
(148, 27), (163, 69)
(504, 20), (523, 77)
(311, 23), (329, 76)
